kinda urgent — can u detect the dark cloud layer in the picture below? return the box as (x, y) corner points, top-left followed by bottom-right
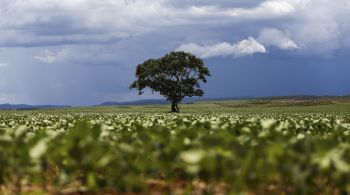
(0, 0), (349, 105)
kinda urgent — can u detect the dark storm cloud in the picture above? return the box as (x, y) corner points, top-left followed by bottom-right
(0, 0), (298, 48)
(1, 0), (349, 52)
(0, 0), (350, 105)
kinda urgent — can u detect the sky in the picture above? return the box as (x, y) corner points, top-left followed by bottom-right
(0, 0), (350, 106)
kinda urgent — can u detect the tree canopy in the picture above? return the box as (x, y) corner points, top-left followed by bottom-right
(130, 51), (211, 112)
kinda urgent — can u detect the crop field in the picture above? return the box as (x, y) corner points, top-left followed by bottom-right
(1, 101), (350, 194)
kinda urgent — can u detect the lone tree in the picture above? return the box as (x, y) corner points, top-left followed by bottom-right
(130, 51), (211, 112)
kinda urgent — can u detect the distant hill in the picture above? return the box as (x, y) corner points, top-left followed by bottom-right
(0, 104), (71, 110)
(97, 99), (168, 106)
(97, 95), (350, 107)
(259, 95), (350, 100)
(96, 96), (255, 106)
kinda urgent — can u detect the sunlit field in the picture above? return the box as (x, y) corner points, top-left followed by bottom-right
(1, 0), (349, 194)
(1, 100), (350, 194)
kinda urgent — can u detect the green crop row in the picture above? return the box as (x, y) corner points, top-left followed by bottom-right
(1, 113), (350, 194)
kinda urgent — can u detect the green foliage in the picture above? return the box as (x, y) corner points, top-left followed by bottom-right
(0, 112), (350, 193)
(130, 51), (211, 112)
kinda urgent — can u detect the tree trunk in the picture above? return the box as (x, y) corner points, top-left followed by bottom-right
(175, 104), (179, 112)
(171, 101), (179, 112)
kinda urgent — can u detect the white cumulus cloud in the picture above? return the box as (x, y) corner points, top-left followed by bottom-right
(287, 0), (350, 54)
(176, 37), (267, 58)
(258, 28), (298, 50)
(230, 1), (295, 19)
